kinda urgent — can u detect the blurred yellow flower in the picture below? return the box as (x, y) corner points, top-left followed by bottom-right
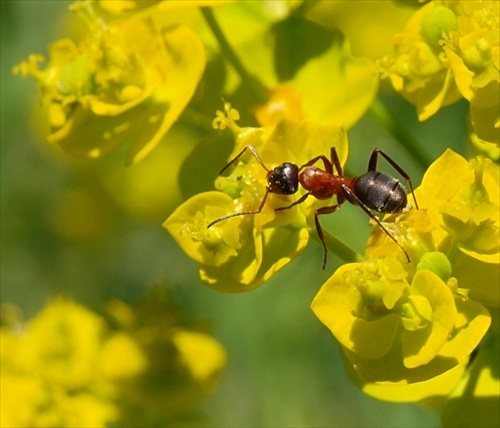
(13, 2), (205, 165)
(106, 288), (226, 425)
(0, 298), (119, 428)
(0, 289), (226, 427)
(255, 16), (379, 128)
(97, 0), (234, 16)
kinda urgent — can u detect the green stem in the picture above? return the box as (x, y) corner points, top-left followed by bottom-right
(321, 230), (364, 264)
(179, 107), (215, 134)
(368, 98), (431, 171)
(292, 0), (321, 17)
(200, 7), (268, 104)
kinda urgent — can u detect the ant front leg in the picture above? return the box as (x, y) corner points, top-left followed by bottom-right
(219, 145), (270, 176)
(298, 147), (344, 176)
(208, 146), (273, 228)
(275, 191), (311, 213)
(314, 203), (343, 270)
(368, 148), (419, 209)
(300, 154), (332, 174)
(207, 188), (270, 229)
(330, 147), (343, 176)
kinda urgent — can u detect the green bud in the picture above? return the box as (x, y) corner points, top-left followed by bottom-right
(417, 251), (452, 281)
(421, 6), (457, 48)
(59, 53), (93, 96)
(463, 39), (492, 71)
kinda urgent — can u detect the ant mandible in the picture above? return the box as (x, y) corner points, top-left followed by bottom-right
(207, 145), (419, 269)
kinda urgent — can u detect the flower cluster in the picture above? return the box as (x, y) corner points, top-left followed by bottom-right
(0, 288), (226, 427)
(312, 149), (498, 419)
(380, 0), (499, 154)
(13, 1), (205, 165)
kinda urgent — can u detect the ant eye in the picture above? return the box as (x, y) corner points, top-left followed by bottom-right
(268, 163), (299, 195)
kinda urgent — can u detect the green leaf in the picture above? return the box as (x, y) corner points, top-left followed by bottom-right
(271, 15), (339, 81)
(441, 335), (500, 428)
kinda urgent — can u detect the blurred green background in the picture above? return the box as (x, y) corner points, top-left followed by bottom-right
(1, 1), (471, 426)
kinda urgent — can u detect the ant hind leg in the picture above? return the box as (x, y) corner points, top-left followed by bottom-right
(314, 204), (343, 270)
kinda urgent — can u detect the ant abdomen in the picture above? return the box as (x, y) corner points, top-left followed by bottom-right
(353, 172), (407, 213)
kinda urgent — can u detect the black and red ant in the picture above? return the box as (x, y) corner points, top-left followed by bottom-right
(207, 145), (419, 269)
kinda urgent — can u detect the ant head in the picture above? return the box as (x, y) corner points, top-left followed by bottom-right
(267, 162), (299, 195)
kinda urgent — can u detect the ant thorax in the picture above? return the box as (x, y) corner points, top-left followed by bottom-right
(299, 166), (345, 200)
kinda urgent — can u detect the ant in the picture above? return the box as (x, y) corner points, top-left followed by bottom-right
(207, 145), (418, 269)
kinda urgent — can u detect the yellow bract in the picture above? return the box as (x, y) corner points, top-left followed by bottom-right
(417, 149), (500, 264)
(379, 2), (462, 121)
(312, 258), (490, 399)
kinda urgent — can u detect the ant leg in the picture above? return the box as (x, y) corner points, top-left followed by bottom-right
(219, 145), (270, 176)
(330, 147), (343, 176)
(368, 148), (419, 209)
(275, 192), (311, 212)
(300, 155), (333, 174)
(301, 146), (343, 176)
(207, 188), (270, 228)
(314, 204), (343, 270)
(341, 184), (411, 263)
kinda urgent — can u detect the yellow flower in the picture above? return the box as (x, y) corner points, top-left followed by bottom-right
(164, 103), (348, 292)
(311, 259), (491, 401)
(13, 2), (205, 165)
(312, 149), (497, 406)
(366, 149), (499, 308)
(442, 0), (500, 146)
(417, 149), (500, 264)
(379, 2), (461, 120)
(380, 0), (500, 146)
